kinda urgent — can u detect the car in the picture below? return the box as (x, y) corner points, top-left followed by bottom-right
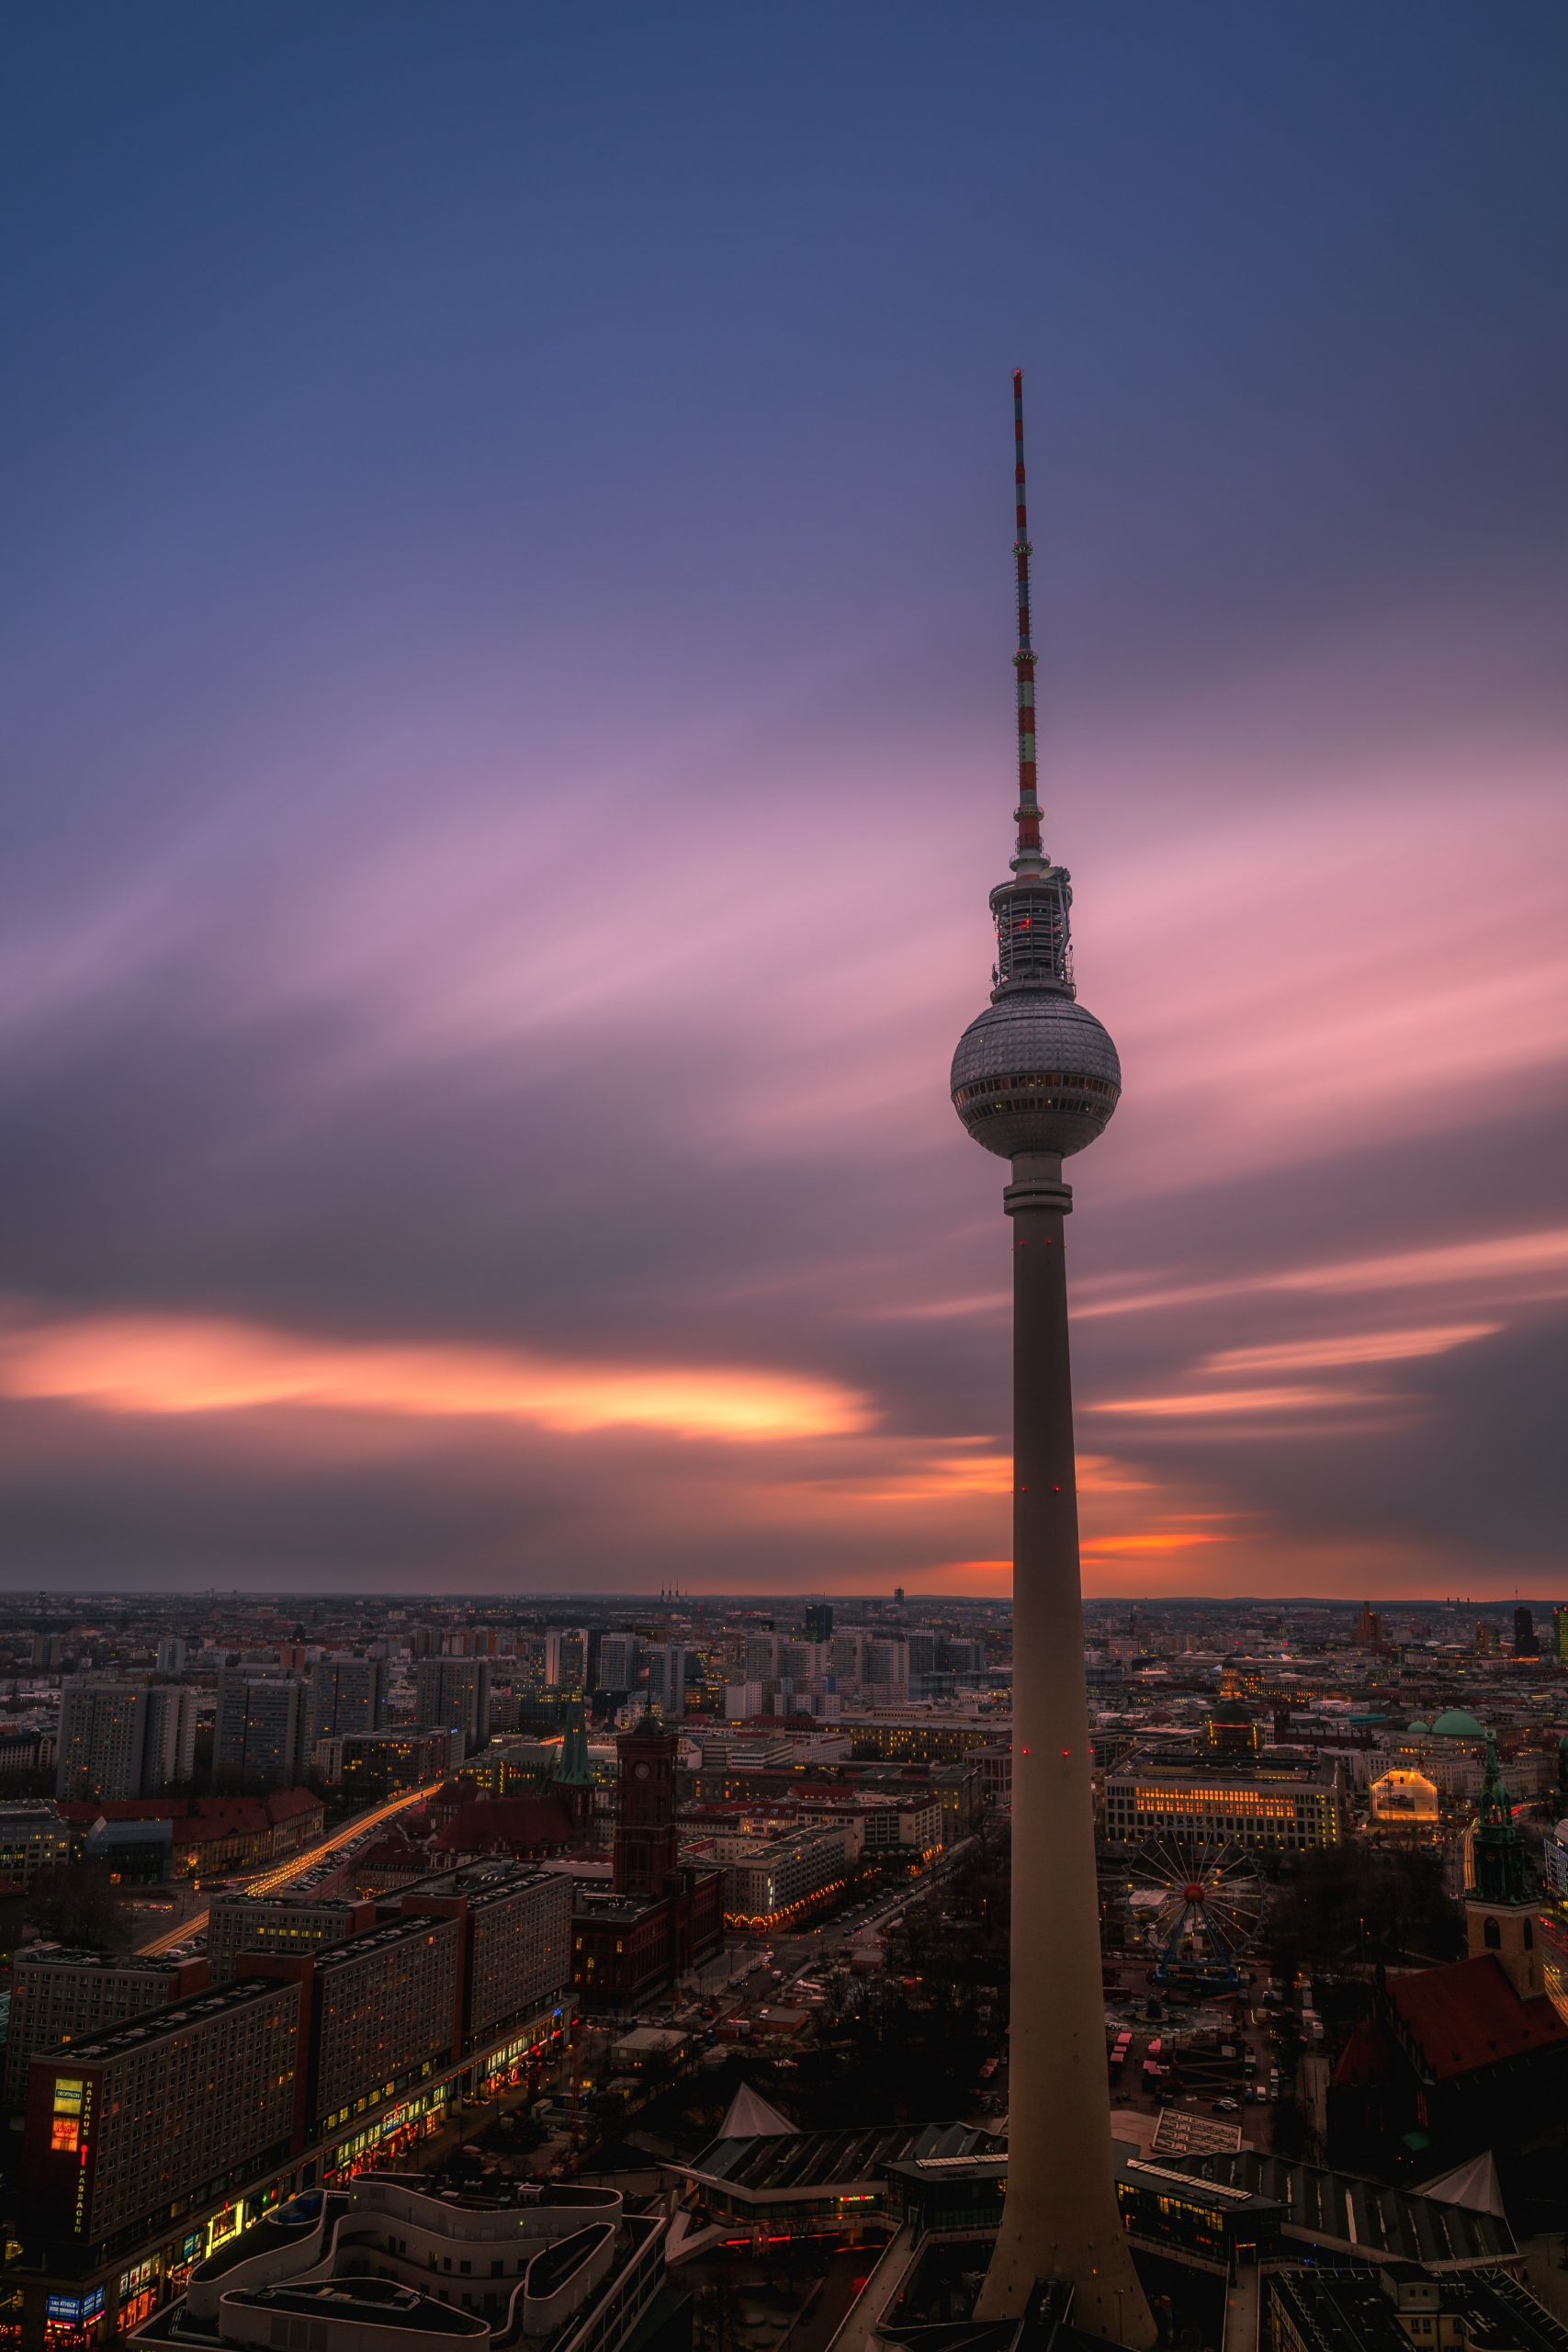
(1216, 2098), (1239, 2113)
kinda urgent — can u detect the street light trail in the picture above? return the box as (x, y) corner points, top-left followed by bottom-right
(134, 1779), (444, 1957)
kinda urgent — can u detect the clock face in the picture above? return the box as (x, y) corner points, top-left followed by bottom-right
(633, 1761), (650, 1781)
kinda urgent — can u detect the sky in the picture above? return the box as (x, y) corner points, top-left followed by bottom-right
(2, 3), (1566, 1600)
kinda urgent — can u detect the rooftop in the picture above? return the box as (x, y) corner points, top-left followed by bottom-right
(51, 1973), (296, 2065)
(1267, 2267), (1568, 2352)
(1157, 2146), (1517, 2267)
(229, 2281), (486, 2337)
(313, 1913), (457, 1973)
(1388, 1955), (1568, 2080)
(682, 2120), (986, 2195)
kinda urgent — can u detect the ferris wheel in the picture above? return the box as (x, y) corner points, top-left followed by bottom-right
(1127, 1836), (1266, 1987)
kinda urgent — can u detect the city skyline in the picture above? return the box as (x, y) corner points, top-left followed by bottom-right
(4, 6), (1566, 1597)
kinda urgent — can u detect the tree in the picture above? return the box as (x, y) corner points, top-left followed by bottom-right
(17, 1862), (133, 1956)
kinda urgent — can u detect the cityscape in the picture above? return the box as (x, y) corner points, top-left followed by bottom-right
(7, 1590), (1568, 2349)
(5, 8), (1568, 2352)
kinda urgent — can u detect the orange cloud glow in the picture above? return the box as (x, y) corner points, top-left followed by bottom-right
(1080, 1530), (1234, 1557)
(0, 1311), (870, 1444)
(1077, 1226), (1568, 1323)
(1201, 1322), (1498, 1374)
(1084, 1385), (1371, 1419)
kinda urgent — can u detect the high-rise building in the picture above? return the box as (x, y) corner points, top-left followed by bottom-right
(804, 1603), (834, 1645)
(27, 1977), (305, 2247)
(214, 1672), (306, 1790)
(1513, 1605), (1539, 1658)
(863, 1636), (908, 1693)
(154, 1636), (186, 1676)
(946, 377), (1154, 2345)
(412, 1656), (491, 1751)
(141, 1684), (197, 1792)
(743, 1631), (781, 1680)
(595, 1631), (643, 1693)
(645, 1642), (686, 1720)
(829, 1631), (866, 1684)
(543, 1627), (588, 1693)
(305, 1654), (388, 1748)
(54, 1680), (149, 1802)
(1554, 1606), (1568, 1664)
(3, 1951), (208, 2105)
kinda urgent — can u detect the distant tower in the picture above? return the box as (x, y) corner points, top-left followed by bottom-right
(1467, 1735), (1540, 1998)
(950, 377), (1154, 2346)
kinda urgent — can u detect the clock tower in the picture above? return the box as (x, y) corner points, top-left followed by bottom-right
(612, 1711), (680, 1899)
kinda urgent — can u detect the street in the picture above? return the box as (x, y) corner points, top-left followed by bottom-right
(133, 1777), (446, 1956)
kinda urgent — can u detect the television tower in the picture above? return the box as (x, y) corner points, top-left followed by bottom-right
(950, 375), (1155, 2347)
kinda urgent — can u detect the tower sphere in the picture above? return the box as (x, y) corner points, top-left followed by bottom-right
(951, 988), (1121, 1159)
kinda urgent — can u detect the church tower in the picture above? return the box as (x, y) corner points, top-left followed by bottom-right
(552, 1693), (595, 1839)
(1467, 1734), (1541, 1999)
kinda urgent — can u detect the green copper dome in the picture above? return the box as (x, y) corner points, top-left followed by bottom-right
(1429, 1708), (1487, 1737)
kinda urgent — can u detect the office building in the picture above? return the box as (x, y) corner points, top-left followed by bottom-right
(16, 1867), (575, 2339)
(406, 1863), (572, 2047)
(413, 1657), (491, 1752)
(84, 1815), (175, 1883)
(715, 1824), (852, 1928)
(1514, 1605), (1539, 1658)
(205, 1893), (376, 1982)
(0, 1800), (73, 1886)
(3, 1951), (209, 2107)
(945, 378), (1153, 2341)
(26, 1976), (306, 2250)
(153, 1638), (186, 1678)
(338, 1725), (457, 1795)
(298, 1913), (464, 2138)
(213, 1673), (306, 1791)
(804, 1604), (834, 1645)
(1101, 1749), (1345, 1853)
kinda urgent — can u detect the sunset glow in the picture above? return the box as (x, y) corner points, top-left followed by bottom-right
(3, 6), (1563, 1594)
(0, 1314), (870, 1444)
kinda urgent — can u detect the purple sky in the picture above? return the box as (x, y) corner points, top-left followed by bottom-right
(3, 5), (1566, 1597)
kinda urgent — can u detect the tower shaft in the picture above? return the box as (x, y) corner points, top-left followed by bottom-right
(972, 1153), (1155, 2346)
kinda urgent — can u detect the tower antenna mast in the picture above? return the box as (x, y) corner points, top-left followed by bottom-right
(1011, 371), (1043, 875)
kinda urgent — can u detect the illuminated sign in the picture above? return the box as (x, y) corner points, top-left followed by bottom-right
(45, 2290), (103, 2323)
(51, 2079), (83, 2155)
(69, 2082), (95, 2234)
(205, 2202), (245, 2254)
